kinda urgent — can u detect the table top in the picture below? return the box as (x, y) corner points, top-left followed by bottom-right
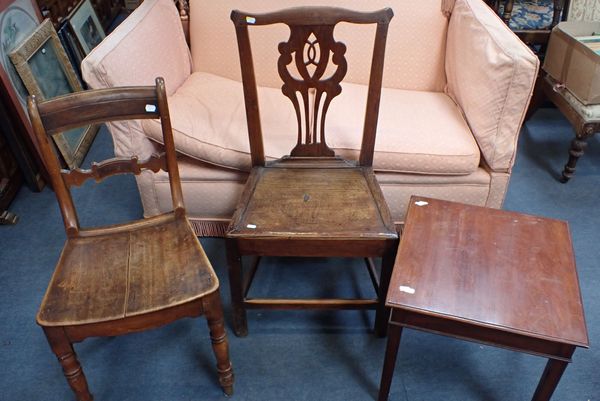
(388, 197), (589, 348)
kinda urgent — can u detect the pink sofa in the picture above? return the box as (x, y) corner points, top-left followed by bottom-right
(82, 0), (539, 236)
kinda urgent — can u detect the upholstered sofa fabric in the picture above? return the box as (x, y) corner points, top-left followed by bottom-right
(569, 0), (600, 21)
(141, 157), (498, 230)
(446, 0), (539, 172)
(189, 0), (449, 92)
(142, 72), (480, 175)
(82, 0), (538, 232)
(82, 0), (191, 159)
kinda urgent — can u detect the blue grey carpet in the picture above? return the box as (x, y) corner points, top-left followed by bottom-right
(0, 107), (598, 400)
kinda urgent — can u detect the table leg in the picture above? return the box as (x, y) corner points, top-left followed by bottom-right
(561, 124), (596, 183)
(561, 137), (587, 183)
(531, 352), (573, 401)
(378, 323), (403, 401)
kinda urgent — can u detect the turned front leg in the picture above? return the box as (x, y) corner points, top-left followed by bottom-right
(561, 137), (587, 182)
(42, 326), (93, 401)
(502, 0), (514, 24)
(203, 291), (234, 396)
(561, 124), (598, 182)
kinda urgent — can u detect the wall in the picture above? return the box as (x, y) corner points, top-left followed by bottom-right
(569, 0), (600, 21)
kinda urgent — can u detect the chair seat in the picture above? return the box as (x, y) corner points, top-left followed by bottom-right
(37, 213), (219, 327)
(228, 162), (397, 242)
(504, 0), (557, 30)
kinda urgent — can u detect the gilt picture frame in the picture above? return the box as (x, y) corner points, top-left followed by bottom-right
(9, 18), (98, 168)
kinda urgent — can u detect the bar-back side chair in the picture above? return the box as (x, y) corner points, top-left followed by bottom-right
(28, 78), (233, 400)
(226, 7), (399, 337)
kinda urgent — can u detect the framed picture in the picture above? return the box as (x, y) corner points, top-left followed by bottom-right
(57, 20), (85, 83)
(68, 0), (105, 55)
(9, 18), (98, 168)
(0, 0), (45, 189)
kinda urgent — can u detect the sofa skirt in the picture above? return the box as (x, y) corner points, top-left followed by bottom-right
(137, 156), (509, 237)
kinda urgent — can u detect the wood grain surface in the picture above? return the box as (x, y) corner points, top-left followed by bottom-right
(388, 196), (588, 347)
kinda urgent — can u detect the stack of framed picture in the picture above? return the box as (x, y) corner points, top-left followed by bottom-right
(58, 0), (105, 81)
(0, 0), (105, 170)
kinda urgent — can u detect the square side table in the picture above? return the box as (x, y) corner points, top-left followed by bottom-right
(378, 197), (588, 401)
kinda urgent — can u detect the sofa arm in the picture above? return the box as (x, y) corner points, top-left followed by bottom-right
(81, 0), (192, 159)
(445, 0), (539, 172)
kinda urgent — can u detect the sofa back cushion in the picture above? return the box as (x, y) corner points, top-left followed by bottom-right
(445, 0), (538, 171)
(142, 72), (480, 176)
(189, 0), (449, 92)
(81, 0), (191, 158)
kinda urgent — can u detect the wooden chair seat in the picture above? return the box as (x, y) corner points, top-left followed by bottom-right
(229, 163), (397, 247)
(37, 213), (218, 327)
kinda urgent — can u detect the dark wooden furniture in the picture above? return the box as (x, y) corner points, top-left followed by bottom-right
(378, 196), (588, 401)
(37, 0), (123, 31)
(540, 75), (600, 182)
(226, 7), (398, 337)
(28, 78), (233, 400)
(0, 78), (46, 193)
(486, 0), (568, 55)
(0, 123), (22, 224)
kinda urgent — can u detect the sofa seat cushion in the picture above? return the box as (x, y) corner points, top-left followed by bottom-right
(142, 72), (480, 175)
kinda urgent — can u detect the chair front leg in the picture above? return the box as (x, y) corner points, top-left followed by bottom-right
(226, 238), (248, 337)
(42, 326), (93, 401)
(203, 291), (234, 396)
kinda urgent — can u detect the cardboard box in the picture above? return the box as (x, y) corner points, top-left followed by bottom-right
(543, 21), (600, 105)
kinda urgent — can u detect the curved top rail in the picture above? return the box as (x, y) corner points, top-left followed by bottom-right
(34, 84), (161, 135)
(231, 7), (393, 27)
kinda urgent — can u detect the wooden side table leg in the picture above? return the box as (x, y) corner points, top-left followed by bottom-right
(42, 326), (93, 401)
(225, 238), (248, 337)
(375, 245), (397, 337)
(561, 137), (588, 183)
(378, 323), (403, 401)
(203, 291), (234, 396)
(531, 351), (574, 401)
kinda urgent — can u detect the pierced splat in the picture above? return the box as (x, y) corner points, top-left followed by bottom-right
(231, 7), (393, 167)
(278, 25), (347, 157)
